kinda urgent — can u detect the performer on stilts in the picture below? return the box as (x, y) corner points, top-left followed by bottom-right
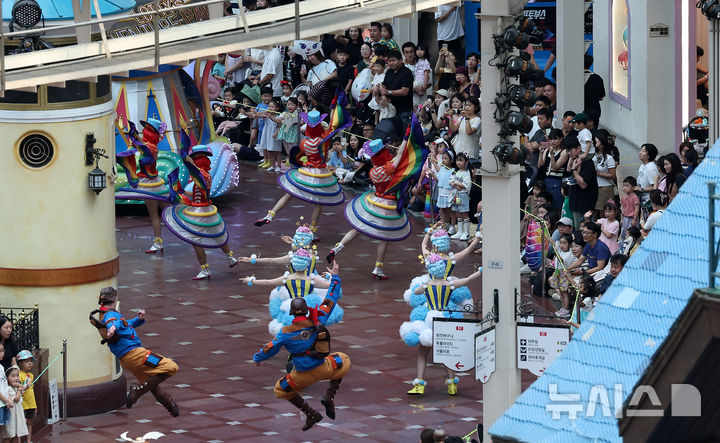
(399, 254), (482, 395)
(253, 88), (352, 236)
(89, 287), (179, 416)
(252, 261), (350, 432)
(162, 128), (238, 280)
(326, 114), (428, 279)
(115, 118), (171, 254)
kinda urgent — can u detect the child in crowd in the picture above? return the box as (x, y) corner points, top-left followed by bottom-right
(327, 138), (356, 183)
(620, 226), (642, 256)
(415, 43), (433, 97)
(562, 273), (598, 329)
(598, 253), (628, 295)
(449, 152), (472, 240)
(369, 89), (396, 124)
(640, 190), (669, 237)
(276, 97), (300, 155)
(411, 138), (446, 223)
(370, 59), (387, 88)
(280, 80), (293, 106)
(560, 182), (573, 224)
(296, 90), (309, 113)
(520, 182), (547, 244)
(428, 148), (457, 230)
(16, 351), (34, 443)
(258, 98), (283, 172)
(572, 113), (595, 160)
(549, 236), (588, 305)
(538, 233), (576, 298)
(597, 200), (620, 254)
(620, 176), (640, 241)
(0, 344), (11, 434)
(336, 47), (355, 95)
(255, 86), (273, 168)
(2, 366), (27, 442)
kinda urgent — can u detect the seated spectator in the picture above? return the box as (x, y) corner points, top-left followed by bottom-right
(598, 253), (628, 296)
(565, 221), (611, 276)
(681, 146), (699, 178)
(551, 216), (575, 242)
(620, 226), (642, 256)
(302, 50), (337, 85)
(640, 190), (669, 237)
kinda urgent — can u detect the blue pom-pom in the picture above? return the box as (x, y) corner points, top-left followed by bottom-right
(410, 305), (429, 322)
(404, 332), (420, 346)
(303, 293), (323, 309)
(326, 305), (344, 325)
(450, 285), (471, 304)
(268, 298), (283, 319)
(409, 291), (426, 307)
(278, 311), (294, 326)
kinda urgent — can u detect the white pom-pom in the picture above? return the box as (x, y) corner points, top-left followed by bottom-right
(419, 329), (434, 346)
(280, 299), (292, 312)
(424, 310), (443, 327)
(268, 319), (282, 336)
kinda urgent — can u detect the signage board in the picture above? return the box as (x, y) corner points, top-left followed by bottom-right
(474, 326), (496, 383)
(433, 318), (483, 371)
(517, 323), (570, 376)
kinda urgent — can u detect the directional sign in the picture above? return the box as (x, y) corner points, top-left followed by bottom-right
(517, 323), (570, 376)
(433, 318), (483, 371)
(474, 326), (496, 383)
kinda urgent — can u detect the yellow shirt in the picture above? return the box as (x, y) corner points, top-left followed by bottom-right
(18, 371), (36, 410)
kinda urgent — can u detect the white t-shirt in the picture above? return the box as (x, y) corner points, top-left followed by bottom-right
(307, 60), (337, 85)
(454, 116), (481, 158)
(225, 54), (246, 84)
(594, 153), (616, 187)
(577, 128), (594, 156)
(644, 209), (664, 231)
(435, 5), (464, 42)
(0, 363), (6, 399)
(246, 48), (267, 73)
(259, 47), (284, 97)
(637, 161), (659, 201)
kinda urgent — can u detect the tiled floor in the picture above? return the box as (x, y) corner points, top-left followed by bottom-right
(37, 163), (559, 443)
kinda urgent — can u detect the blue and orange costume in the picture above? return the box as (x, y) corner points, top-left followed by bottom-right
(89, 287), (179, 416)
(253, 274), (350, 431)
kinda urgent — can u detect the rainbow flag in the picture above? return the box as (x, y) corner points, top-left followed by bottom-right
(166, 168), (184, 204)
(385, 114), (428, 212)
(318, 88), (352, 160)
(116, 149), (139, 188)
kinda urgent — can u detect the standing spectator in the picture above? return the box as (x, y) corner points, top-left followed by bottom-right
(543, 82), (557, 112)
(697, 46), (709, 108)
(571, 113), (594, 159)
(334, 28), (363, 65)
(565, 135), (598, 228)
(584, 54), (606, 124)
(283, 48), (304, 87)
(335, 47), (355, 95)
(402, 42), (427, 107)
(455, 66), (480, 99)
(526, 108), (554, 186)
(449, 96), (481, 159)
(593, 129), (617, 219)
(597, 201), (620, 254)
(303, 50), (337, 85)
(434, 46), (457, 91)
(466, 52), (481, 85)
(560, 110), (576, 137)
(640, 190), (669, 236)
(367, 22), (383, 46)
(537, 128), (568, 210)
(619, 176), (640, 241)
(416, 43), (433, 95)
(379, 23), (399, 49)
(381, 49), (414, 117)
(356, 42), (373, 74)
(246, 47), (267, 78)
(258, 46), (284, 97)
(225, 52), (246, 85)
(1, 366), (27, 442)
(656, 153), (683, 201)
(435, 4), (464, 57)
(635, 143), (660, 206)
(0, 318), (16, 370)
(211, 53), (227, 87)
(16, 350), (35, 443)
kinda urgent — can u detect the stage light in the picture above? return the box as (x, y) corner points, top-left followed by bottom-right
(492, 142), (528, 165)
(503, 27), (531, 50)
(10, 0), (42, 31)
(698, 0), (720, 20)
(504, 112), (534, 134)
(508, 85), (538, 107)
(505, 55), (546, 82)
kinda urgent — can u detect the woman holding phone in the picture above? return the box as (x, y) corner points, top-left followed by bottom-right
(537, 129), (568, 210)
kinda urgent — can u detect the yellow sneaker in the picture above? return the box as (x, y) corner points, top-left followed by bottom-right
(258, 160), (269, 168)
(446, 377), (459, 396)
(262, 161), (274, 169)
(407, 379), (426, 395)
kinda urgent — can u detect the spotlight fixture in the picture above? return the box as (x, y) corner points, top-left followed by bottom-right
(698, 0), (720, 20)
(492, 142), (528, 165)
(10, 0), (43, 32)
(504, 112), (534, 135)
(508, 85), (538, 107)
(503, 27), (532, 50)
(505, 55), (546, 82)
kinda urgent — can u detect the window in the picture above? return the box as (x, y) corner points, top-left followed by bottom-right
(610, 0), (630, 107)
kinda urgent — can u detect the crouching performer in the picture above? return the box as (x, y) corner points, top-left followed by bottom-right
(89, 287), (179, 417)
(252, 261), (350, 431)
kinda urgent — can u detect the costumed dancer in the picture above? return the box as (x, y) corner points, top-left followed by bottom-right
(241, 247), (344, 336)
(326, 115), (429, 279)
(252, 261), (350, 432)
(89, 287), (179, 416)
(399, 254), (482, 395)
(254, 89), (352, 236)
(162, 129), (238, 280)
(115, 118), (171, 254)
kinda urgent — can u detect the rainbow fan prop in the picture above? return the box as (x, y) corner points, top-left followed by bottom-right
(524, 220), (549, 272)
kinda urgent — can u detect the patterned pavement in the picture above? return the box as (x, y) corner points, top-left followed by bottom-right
(36, 163), (558, 443)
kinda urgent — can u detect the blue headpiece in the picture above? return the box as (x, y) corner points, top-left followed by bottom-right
(425, 254), (447, 279)
(431, 229), (451, 252)
(292, 226), (314, 249)
(290, 249), (312, 271)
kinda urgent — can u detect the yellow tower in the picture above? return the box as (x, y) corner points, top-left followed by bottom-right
(0, 77), (124, 415)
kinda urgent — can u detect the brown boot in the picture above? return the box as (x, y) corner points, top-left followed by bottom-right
(151, 386), (179, 417)
(288, 395), (323, 431)
(321, 378), (342, 419)
(126, 374), (169, 408)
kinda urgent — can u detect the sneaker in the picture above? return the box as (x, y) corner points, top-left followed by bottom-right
(262, 162), (274, 169)
(555, 308), (570, 317)
(447, 226), (457, 235)
(446, 377), (459, 396)
(458, 232), (469, 241)
(450, 230), (463, 239)
(254, 215), (272, 226)
(193, 265), (210, 280)
(258, 160), (269, 168)
(520, 264), (532, 275)
(227, 254), (238, 268)
(407, 379), (426, 395)
(274, 166), (283, 173)
(372, 267), (389, 280)
(145, 238), (164, 254)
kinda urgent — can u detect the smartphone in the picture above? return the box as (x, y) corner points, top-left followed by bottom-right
(442, 43), (448, 50)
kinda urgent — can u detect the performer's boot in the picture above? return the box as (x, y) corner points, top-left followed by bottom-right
(310, 224), (319, 242)
(321, 378), (342, 420)
(407, 378), (426, 395)
(151, 386), (179, 417)
(288, 395), (323, 431)
(372, 262), (389, 280)
(327, 242), (344, 263)
(226, 251), (238, 268)
(254, 210), (275, 226)
(126, 374), (169, 408)
(193, 264), (210, 280)
(446, 377), (459, 396)
(145, 237), (164, 254)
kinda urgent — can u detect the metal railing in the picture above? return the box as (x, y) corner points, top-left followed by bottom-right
(0, 305), (40, 351)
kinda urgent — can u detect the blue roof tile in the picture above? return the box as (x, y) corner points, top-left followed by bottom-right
(489, 139), (720, 442)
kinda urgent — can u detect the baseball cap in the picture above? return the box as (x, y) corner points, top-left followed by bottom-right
(571, 113), (588, 123)
(16, 350), (35, 361)
(434, 89), (449, 98)
(558, 217), (573, 226)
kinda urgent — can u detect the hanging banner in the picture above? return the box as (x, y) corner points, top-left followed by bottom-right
(517, 323), (570, 376)
(474, 326), (496, 383)
(433, 318), (484, 372)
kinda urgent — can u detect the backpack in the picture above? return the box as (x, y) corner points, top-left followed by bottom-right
(88, 309), (127, 345)
(293, 324), (331, 359)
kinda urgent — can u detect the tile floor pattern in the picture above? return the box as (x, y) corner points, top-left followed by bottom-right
(37, 163), (559, 443)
